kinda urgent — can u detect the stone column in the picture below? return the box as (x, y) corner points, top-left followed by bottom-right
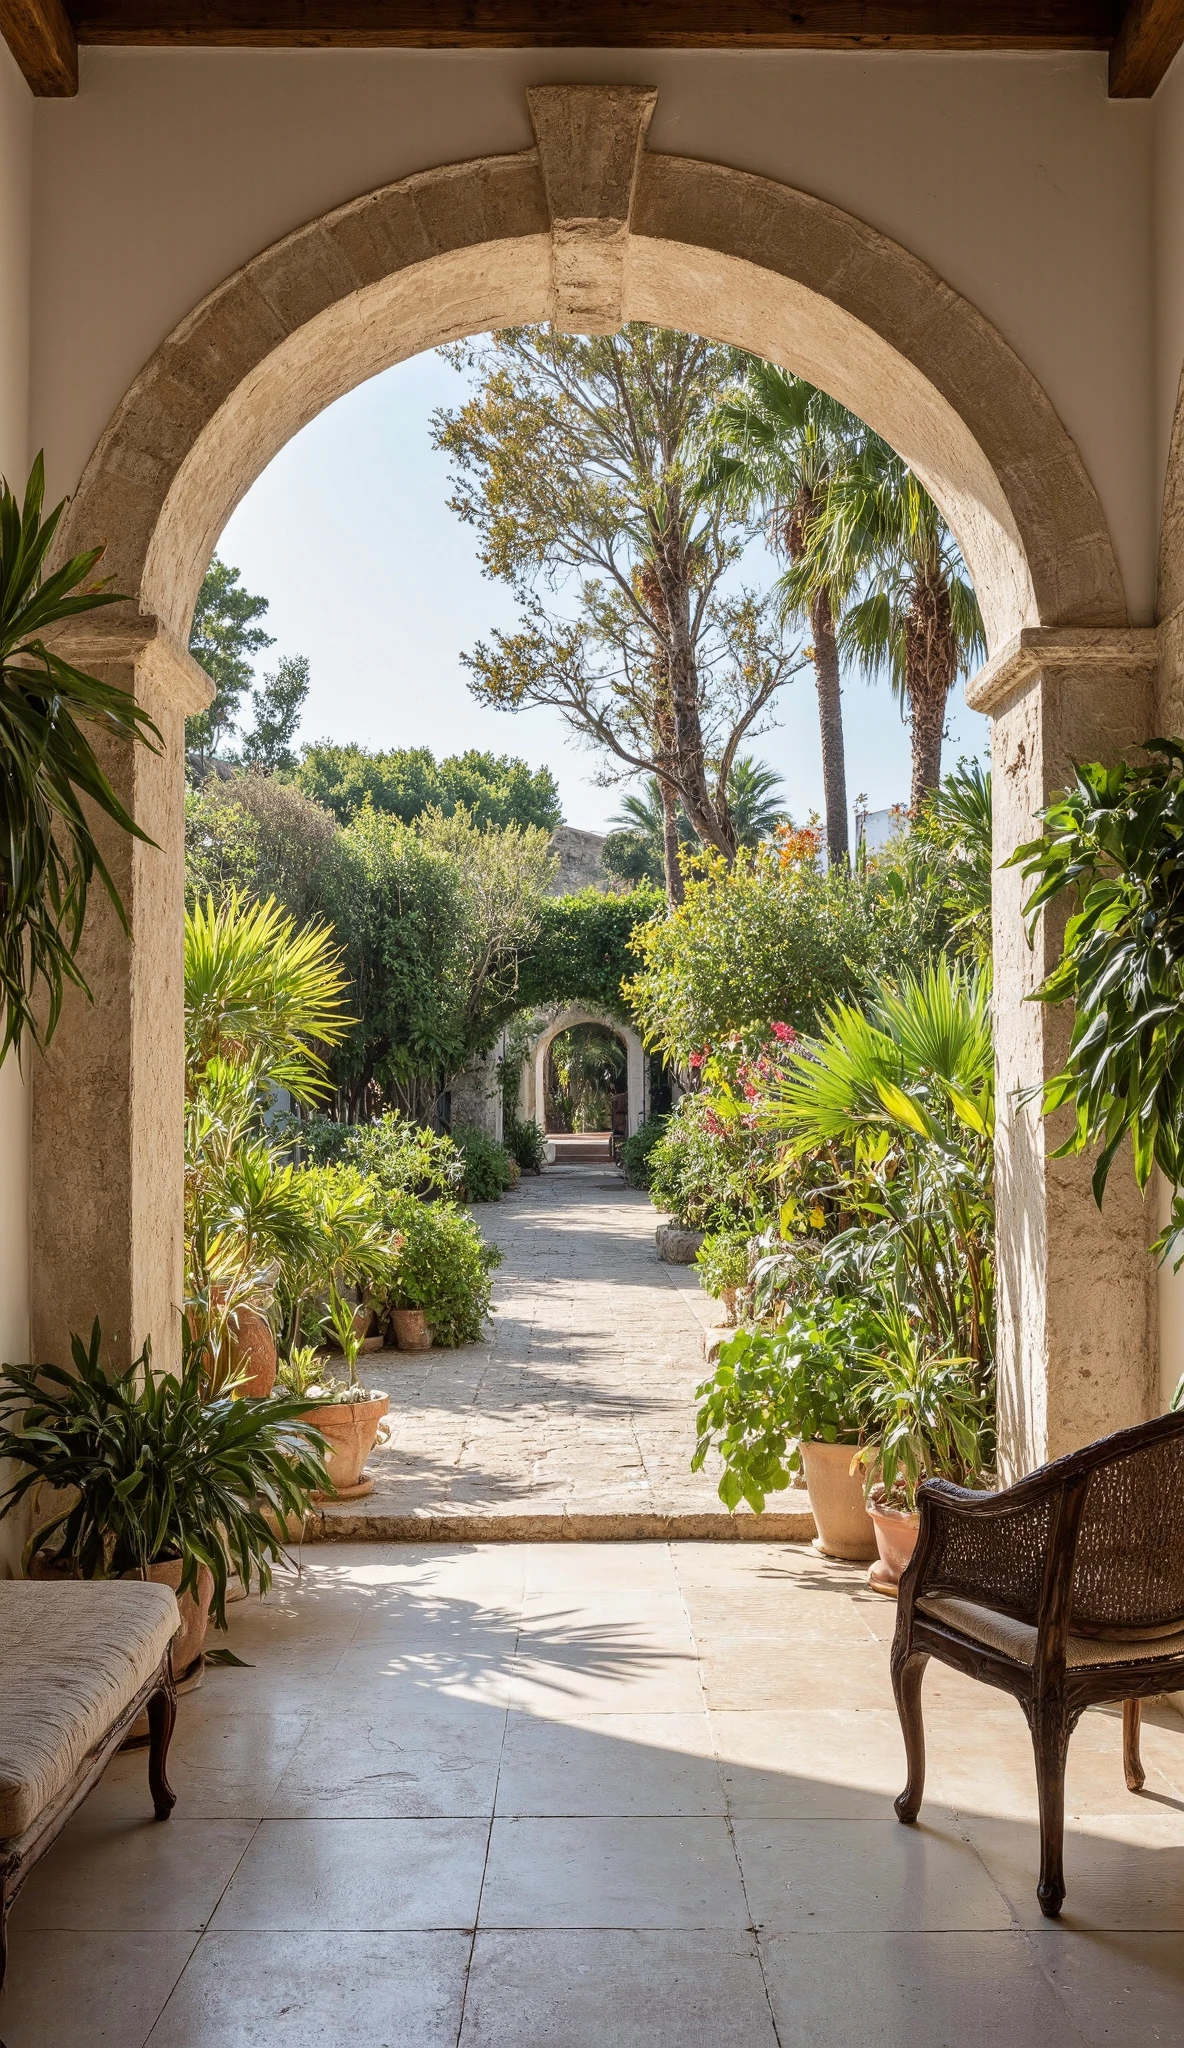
(968, 627), (1159, 1476)
(30, 615), (211, 1373)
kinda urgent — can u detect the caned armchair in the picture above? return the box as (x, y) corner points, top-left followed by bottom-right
(891, 1408), (1184, 1917)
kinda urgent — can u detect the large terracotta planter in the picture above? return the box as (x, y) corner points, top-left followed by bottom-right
(139, 1557), (215, 1680)
(301, 1393), (390, 1501)
(799, 1439), (877, 1561)
(226, 1307), (277, 1399)
(867, 1493), (921, 1597)
(391, 1308), (431, 1352)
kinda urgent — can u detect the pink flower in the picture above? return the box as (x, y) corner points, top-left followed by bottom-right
(771, 1021), (795, 1044)
(688, 1051), (704, 1071)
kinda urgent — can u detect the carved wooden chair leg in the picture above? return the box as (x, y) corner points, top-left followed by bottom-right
(1122, 1698), (1145, 1792)
(0, 1872), (9, 1997)
(1029, 1700), (1072, 1918)
(147, 1660), (178, 1822)
(892, 1649), (930, 1823)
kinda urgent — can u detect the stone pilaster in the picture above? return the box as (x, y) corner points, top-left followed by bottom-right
(968, 627), (1159, 1475)
(29, 614), (211, 1373)
(527, 85), (656, 335)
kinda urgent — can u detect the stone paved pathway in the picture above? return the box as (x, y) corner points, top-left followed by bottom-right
(313, 1165), (813, 1542)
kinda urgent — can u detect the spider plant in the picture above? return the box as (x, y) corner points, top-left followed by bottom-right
(0, 1320), (330, 1629)
(854, 1306), (985, 1510)
(0, 454), (162, 1058)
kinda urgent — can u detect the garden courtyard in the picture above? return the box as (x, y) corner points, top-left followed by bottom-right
(312, 1163), (812, 1542)
(5, 1537), (1184, 2045)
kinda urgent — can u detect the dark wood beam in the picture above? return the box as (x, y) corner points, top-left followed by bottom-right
(66, 2), (1119, 56)
(0, 0), (77, 92)
(1109, 0), (1184, 91)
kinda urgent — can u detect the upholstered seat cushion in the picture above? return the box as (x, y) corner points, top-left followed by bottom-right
(919, 1594), (1184, 1670)
(0, 1580), (179, 1839)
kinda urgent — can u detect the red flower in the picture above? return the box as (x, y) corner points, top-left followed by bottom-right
(771, 1021), (795, 1044)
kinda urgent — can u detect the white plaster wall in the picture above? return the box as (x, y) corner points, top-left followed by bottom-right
(29, 49), (1154, 617)
(0, 40), (31, 1373)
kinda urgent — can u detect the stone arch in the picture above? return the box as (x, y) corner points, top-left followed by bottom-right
(35, 87), (1151, 1471)
(524, 1007), (646, 1140)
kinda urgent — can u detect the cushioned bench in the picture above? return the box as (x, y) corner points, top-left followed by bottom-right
(0, 1579), (180, 1990)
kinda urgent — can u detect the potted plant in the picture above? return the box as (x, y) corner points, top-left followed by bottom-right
(692, 1299), (878, 1559)
(381, 1195), (501, 1350)
(695, 1227), (751, 1325)
(278, 1285), (389, 1502)
(855, 1308), (986, 1594)
(0, 1319), (330, 1678)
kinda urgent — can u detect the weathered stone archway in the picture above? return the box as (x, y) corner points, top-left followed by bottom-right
(36, 84), (1157, 1472)
(522, 1006), (646, 1140)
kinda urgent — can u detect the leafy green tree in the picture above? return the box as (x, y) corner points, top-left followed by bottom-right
(186, 557), (273, 771)
(625, 841), (949, 1065)
(701, 365), (863, 865)
(294, 742), (562, 833)
(415, 804), (556, 1052)
(433, 325), (800, 899)
(240, 653), (309, 774)
(185, 774), (337, 922)
(793, 438), (985, 811)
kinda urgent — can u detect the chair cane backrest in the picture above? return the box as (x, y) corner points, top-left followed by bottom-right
(1071, 1424), (1184, 1636)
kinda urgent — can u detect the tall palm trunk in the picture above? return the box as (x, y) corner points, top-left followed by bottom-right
(809, 582), (848, 866)
(659, 776), (685, 909)
(790, 486), (848, 868)
(905, 575), (957, 812)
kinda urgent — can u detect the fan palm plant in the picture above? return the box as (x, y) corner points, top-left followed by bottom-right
(759, 960), (995, 1386)
(700, 366), (863, 865)
(610, 756), (786, 869)
(0, 455), (162, 1058)
(791, 438), (985, 813)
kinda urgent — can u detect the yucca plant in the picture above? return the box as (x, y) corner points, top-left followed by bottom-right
(854, 1306), (985, 1509)
(0, 454), (161, 1059)
(0, 1321), (330, 1630)
(185, 890), (350, 1101)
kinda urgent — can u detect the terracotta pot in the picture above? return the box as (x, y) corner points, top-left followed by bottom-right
(226, 1306), (277, 1399)
(867, 1493), (921, 1596)
(301, 1393), (390, 1499)
(799, 1439), (878, 1562)
(391, 1308), (431, 1351)
(137, 1557), (215, 1679)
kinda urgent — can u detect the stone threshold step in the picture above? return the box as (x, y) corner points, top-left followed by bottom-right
(302, 1499), (816, 1542)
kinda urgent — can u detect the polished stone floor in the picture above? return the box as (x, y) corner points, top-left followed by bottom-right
(6, 1540), (1184, 2045)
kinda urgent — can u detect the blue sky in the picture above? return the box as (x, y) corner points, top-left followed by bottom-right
(217, 342), (988, 835)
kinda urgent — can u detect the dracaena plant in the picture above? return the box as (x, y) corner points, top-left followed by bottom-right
(0, 1321), (330, 1629)
(853, 1305), (985, 1510)
(1009, 742), (1184, 1264)
(0, 455), (162, 1059)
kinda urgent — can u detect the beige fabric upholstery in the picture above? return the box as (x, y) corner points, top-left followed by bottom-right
(919, 1594), (1184, 1670)
(0, 1580), (179, 1839)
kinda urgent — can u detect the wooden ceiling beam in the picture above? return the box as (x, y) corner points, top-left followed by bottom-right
(0, 0), (77, 92)
(1109, 0), (1184, 91)
(63, 2), (1120, 56)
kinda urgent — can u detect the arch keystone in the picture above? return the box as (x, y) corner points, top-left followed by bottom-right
(527, 84), (656, 335)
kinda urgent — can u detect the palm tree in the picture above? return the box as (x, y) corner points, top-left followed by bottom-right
(701, 365), (863, 866)
(796, 438), (986, 814)
(609, 756), (786, 876)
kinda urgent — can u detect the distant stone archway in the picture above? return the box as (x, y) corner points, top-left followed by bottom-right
(522, 1007), (647, 1140)
(36, 83), (1156, 1473)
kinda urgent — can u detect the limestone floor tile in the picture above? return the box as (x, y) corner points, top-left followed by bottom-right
(960, 1809), (1184, 1929)
(711, 1708), (917, 1818)
(521, 1546), (680, 1595)
(732, 1816), (1013, 1933)
(264, 1705), (507, 1818)
(179, 1643), (353, 1713)
(147, 1931), (471, 2047)
(10, 1815), (256, 1933)
(0, 1930), (197, 2048)
(209, 1817), (489, 1931)
(479, 1816), (750, 1928)
(698, 1638), (895, 1712)
(1027, 1929), (1184, 2044)
(920, 1702), (1184, 1823)
(759, 1931), (1087, 2047)
(84, 1707), (310, 1823)
(494, 1710), (724, 1816)
(320, 1640), (517, 1712)
(458, 1929), (779, 2047)
(507, 1637), (706, 1718)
